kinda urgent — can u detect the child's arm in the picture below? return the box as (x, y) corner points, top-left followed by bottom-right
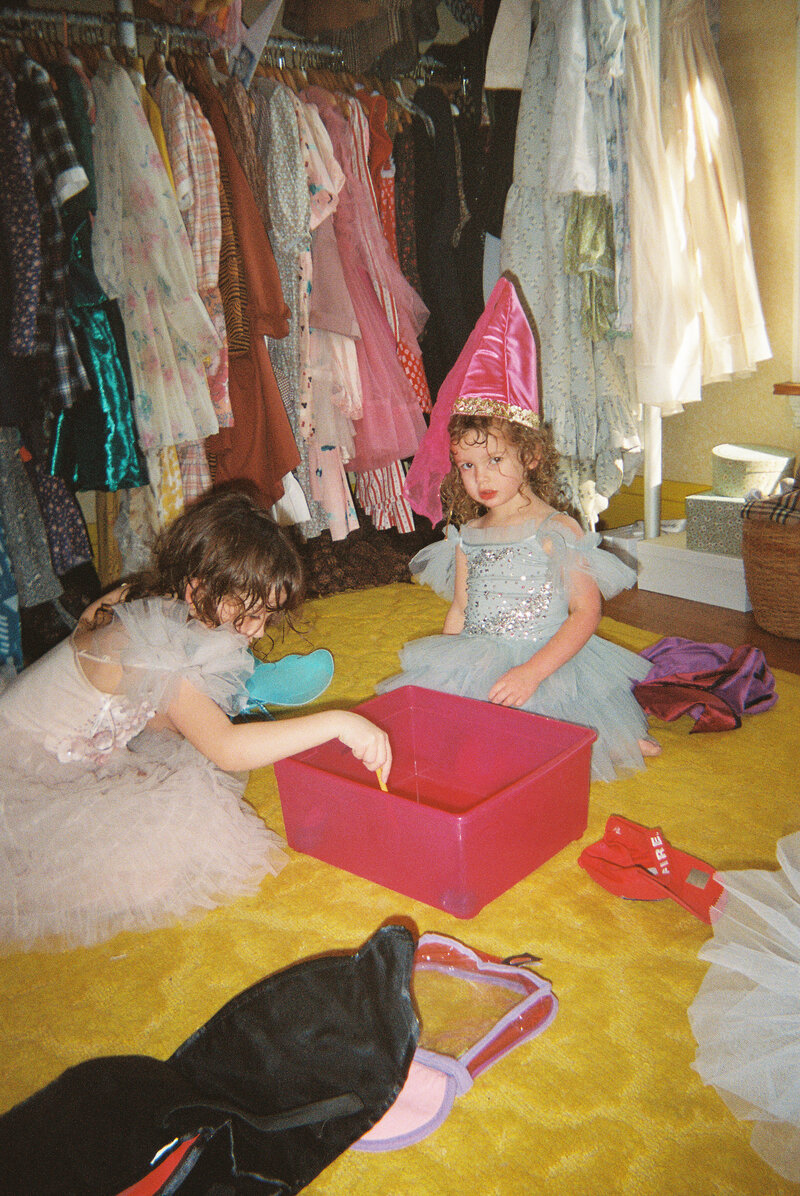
(488, 517), (602, 708)
(164, 678), (393, 778)
(442, 545), (467, 634)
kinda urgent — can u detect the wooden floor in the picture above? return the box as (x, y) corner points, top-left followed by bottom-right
(604, 587), (800, 675)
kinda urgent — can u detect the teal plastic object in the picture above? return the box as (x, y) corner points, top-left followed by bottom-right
(245, 649), (335, 709)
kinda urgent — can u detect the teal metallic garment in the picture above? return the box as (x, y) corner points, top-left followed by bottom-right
(51, 221), (147, 491)
(49, 67), (147, 492)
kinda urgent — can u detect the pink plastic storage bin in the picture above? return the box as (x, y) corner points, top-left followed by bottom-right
(274, 686), (596, 918)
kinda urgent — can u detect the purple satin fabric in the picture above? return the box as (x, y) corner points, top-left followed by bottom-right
(634, 637), (778, 732)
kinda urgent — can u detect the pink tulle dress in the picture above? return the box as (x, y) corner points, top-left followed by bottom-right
(0, 598), (287, 952)
(305, 88), (427, 474)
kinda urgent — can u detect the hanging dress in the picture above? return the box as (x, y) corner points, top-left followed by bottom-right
(624, 0), (701, 412)
(0, 528), (22, 671)
(307, 87), (427, 479)
(301, 92), (363, 539)
(91, 60), (220, 459)
(660, 0), (771, 382)
(360, 88), (432, 414)
(250, 77), (329, 538)
(13, 56), (90, 459)
(151, 68), (232, 434)
(500, 0), (641, 527)
(49, 62), (147, 493)
(0, 429), (62, 609)
(189, 65), (300, 509)
(0, 65), (41, 429)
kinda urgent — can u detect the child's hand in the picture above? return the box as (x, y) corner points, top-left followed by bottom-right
(79, 583), (128, 627)
(336, 713), (392, 780)
(489, 663), (540, 708)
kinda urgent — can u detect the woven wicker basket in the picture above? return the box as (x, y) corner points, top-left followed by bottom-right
(742, 517), (800, 638)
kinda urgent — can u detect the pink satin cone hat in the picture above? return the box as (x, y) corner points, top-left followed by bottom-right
(403, 274), (540, 525)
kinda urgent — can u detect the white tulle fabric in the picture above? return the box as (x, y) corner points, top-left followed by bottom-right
(660, 0), (771, 382)
(688, 833), (800, 1182)
(0, 599), (287, 952)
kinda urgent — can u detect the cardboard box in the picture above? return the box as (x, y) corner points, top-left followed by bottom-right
(274, 686), (596, 919)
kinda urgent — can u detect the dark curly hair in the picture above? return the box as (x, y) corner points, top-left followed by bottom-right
(120, 489), (305, 633)
(440, 414), (562, 526)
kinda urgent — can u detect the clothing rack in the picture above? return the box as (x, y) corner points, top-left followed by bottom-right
(0, 7), (215, 50)
(0, 8), (113, 40)
(414, 51), (461, 83)
(0, 8), (345, 69)
(261, 36), (345, 70)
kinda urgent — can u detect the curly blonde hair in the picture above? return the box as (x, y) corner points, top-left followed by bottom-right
(440, 414), (562, 526)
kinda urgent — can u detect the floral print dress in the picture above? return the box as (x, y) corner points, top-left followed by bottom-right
(91, 60), (220, 458)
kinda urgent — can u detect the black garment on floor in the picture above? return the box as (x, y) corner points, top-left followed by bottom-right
(0, 925), (419, 1196)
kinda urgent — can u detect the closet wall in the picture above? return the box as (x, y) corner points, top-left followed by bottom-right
(660, 0), (798, 486)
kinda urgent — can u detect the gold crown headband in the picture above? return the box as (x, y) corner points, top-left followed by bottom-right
(452, 395), (541, 428)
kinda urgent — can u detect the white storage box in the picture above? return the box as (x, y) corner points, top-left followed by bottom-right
(637, 531), (751, 611)
(602, 520), (685, 571)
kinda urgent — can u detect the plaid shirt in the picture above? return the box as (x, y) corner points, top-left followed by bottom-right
(15, 58), (89, 450)
(184, 91), (223, 295)
(743, 482), (800, 525)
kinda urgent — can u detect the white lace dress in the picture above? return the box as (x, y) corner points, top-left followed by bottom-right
(0, 599), (287, 952)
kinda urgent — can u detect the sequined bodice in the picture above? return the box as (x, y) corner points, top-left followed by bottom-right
(461, 524), (564, 641)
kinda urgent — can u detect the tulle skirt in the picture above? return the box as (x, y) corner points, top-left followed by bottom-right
(340, 260), (427, 475)
(688, 832), (800, 1182)
(376, 629), (652, 782)
(0, 720), (287, 952)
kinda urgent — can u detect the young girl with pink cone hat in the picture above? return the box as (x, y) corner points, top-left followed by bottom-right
(379, 274), (660, 781)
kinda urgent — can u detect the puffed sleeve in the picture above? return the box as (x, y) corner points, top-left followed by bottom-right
(540, 520), (637, 600)
(76, 598), (254, 717)
(408, 525), (461, 602)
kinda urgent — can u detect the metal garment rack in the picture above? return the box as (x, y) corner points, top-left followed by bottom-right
(0, 5), (213, 49)
(0, 6), (344, 67)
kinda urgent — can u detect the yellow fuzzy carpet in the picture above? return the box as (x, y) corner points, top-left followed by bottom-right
(2, 582), (798, 1195)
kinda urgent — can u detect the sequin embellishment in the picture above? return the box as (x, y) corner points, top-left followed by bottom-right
(463, 547), (554, 639)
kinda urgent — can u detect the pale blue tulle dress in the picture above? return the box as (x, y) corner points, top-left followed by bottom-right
(377, 514), (652, 781)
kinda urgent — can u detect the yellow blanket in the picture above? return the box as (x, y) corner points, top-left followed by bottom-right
(2, 583), (798, 1195)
